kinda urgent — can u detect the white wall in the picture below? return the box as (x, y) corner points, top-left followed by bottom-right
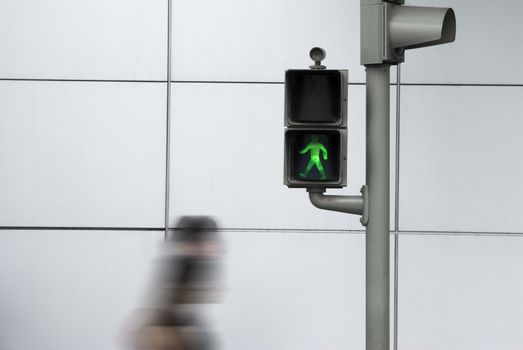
(1, 0), (522, 349)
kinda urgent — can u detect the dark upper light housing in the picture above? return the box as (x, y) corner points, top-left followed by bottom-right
(285, 69), (347, 128)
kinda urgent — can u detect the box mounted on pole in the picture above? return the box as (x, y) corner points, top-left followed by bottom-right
(284, 48), (348, 188)
(361, 0), (456, 65)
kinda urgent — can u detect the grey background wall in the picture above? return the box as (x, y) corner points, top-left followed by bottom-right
(1, 0), (523, 349)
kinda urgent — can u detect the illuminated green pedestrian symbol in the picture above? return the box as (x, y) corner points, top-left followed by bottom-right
(299, 135), (328, 180)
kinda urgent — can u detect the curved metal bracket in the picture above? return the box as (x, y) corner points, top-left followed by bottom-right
(307, 186), (369, 226)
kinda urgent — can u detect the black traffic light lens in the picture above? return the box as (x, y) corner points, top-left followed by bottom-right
(287, 130), (341, 183)
(286, 70), (341, 124)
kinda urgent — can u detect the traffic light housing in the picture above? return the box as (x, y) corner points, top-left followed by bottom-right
(361, 0), (456, 65)
(284, 69), (348, 188)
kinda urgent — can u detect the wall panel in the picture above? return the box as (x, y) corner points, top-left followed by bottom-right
(204, 230), (365, 350)
(402, 0), (523, 84)
(399, 85), (523, 233)
(0, 81), (166, 228)
(0, 230), (164, 350)
(398, 234), (523, 350)
(171, 0), (366, 83)
(0, 0), (167, 80)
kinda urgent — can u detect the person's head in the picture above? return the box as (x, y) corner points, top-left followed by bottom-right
(169, 216), (221, 256)
(172, 216), (218, 243)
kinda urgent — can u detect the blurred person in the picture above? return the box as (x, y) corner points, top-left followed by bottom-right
(123, 216), (222, 350)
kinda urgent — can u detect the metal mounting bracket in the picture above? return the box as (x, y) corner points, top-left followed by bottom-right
(307, 186), (369, 226)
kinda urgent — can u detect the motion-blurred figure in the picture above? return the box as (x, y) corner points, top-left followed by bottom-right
(124, 216), (222, 350)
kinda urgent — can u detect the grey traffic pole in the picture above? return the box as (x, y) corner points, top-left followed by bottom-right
(365, 65), (390, 350)
(299, 3), (454, 350)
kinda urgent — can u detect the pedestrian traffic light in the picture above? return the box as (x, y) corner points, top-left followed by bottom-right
(284, 67), (348, 188)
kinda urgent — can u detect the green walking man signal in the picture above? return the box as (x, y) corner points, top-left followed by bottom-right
(299, 136), (328, 180)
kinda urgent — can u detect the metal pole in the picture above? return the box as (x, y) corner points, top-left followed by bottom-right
(366, 65), (390, 350)
(393, 63), (401, 350)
